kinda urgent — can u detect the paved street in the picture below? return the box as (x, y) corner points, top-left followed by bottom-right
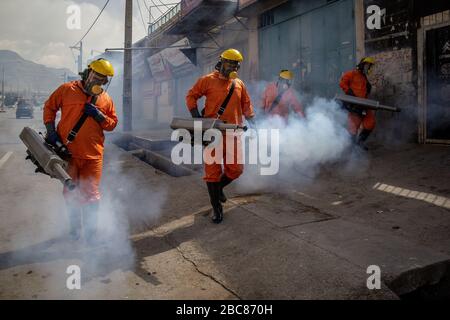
(0, 107), (449, 299)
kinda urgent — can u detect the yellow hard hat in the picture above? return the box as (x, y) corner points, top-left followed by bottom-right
(360, 57), (375, 65)
(88, 58), (114, 77)
(279, 70), (294, 80)
(220, 49), (243, 62)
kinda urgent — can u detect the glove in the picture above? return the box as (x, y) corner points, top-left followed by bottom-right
(46, 130), (62, 146)
(84, 103), (106, 122)
(45, 122), (62, 146)
(190, 107), (202, 118)
(45, 122), (71, 159)
(344, 103), (366, 117)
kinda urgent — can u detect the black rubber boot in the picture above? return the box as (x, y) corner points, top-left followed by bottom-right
(82, 202), (99, 245)
(206, 182), (223, 224)
(219, 174), (233, 203)
(357, 129), (372, 151)
(68, 206), (81, 241)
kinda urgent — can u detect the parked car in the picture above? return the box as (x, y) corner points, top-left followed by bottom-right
(16, 99), (34, 119)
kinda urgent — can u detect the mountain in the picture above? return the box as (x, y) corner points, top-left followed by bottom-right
(0, 50), (77, 94)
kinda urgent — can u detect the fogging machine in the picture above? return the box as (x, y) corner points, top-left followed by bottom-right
(19, 127), (75, 190)
(334, 93), (401, 112)
(170, 117), (248, 146)
(170, 117), (248, 132)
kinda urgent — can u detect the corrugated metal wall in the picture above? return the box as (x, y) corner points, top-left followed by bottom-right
(175, 72), (200, 117)
(259, 0), (356, 97)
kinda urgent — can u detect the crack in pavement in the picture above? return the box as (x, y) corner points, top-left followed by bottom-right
(163, 235), (242, 300)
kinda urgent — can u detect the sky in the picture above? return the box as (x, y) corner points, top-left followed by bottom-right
(0, 0), (178, 72)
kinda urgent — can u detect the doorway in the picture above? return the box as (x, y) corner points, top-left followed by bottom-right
(418, 12), (450, 144)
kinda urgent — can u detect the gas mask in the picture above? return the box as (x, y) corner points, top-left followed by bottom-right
(277, 78), (292, 91)
(362, 63), (374, 76)
(82, 69), (109, 96)
(217, 59), (240, 79)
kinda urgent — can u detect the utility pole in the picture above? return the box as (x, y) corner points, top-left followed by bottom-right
(79, 41), (83, 73)
(70, 41), (83, 74)
(123, 0), (133, 132)
(1, 66), (5, 112)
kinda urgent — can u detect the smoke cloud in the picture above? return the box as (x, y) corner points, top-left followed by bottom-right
(2, 120), (167, 298)
(235, 90), (361, 193)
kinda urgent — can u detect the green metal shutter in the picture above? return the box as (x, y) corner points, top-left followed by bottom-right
(259, 0), (356, 98)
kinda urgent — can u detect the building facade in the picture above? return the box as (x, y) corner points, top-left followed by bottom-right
(132, 0), (450, 144)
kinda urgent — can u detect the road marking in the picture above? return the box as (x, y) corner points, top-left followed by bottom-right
(0, 151), (13, 169)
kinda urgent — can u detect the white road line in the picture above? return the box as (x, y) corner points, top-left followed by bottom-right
(0, 151), (13, 169)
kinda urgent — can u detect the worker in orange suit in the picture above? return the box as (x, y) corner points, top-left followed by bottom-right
(43, 58), (118, 243)
(186, 48), (255, 224)
(261, 70), (304, 120)
(339, 57), (376, 150)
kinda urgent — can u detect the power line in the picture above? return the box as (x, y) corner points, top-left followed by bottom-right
(155, 0), (170, 10)
(148, 0), (165, 16)
(136, 0), (148, 33)
(141, 0), (153, 24)
(72, 0), (110, 47)
(142, 0), (149, 11)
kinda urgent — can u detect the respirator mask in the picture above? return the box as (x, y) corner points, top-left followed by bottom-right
(277, 78), (292, 91)
(81, 69), (110, 96)
(363, 63), (374, 75)
(217, 58), (240, 79)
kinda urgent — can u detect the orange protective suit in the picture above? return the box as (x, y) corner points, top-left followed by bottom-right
(63, 158), (103, 204)
(261, 83), (304, 118)
(44, 80), (118, 203)
(339, 70), (376, 135)
(186, 71), (254, 182)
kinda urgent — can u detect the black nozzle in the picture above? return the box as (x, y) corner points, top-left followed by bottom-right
(65, 179), (76, 191)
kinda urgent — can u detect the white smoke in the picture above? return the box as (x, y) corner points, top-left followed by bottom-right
(235, 95), (358, 192)
(75, 143), (167, 291)
(2, 127), (167, 298)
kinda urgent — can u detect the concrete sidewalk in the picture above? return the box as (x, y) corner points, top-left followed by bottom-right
(101, 135), (450, 299)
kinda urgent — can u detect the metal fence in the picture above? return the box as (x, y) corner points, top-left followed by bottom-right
(148, 2), (182, 35)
